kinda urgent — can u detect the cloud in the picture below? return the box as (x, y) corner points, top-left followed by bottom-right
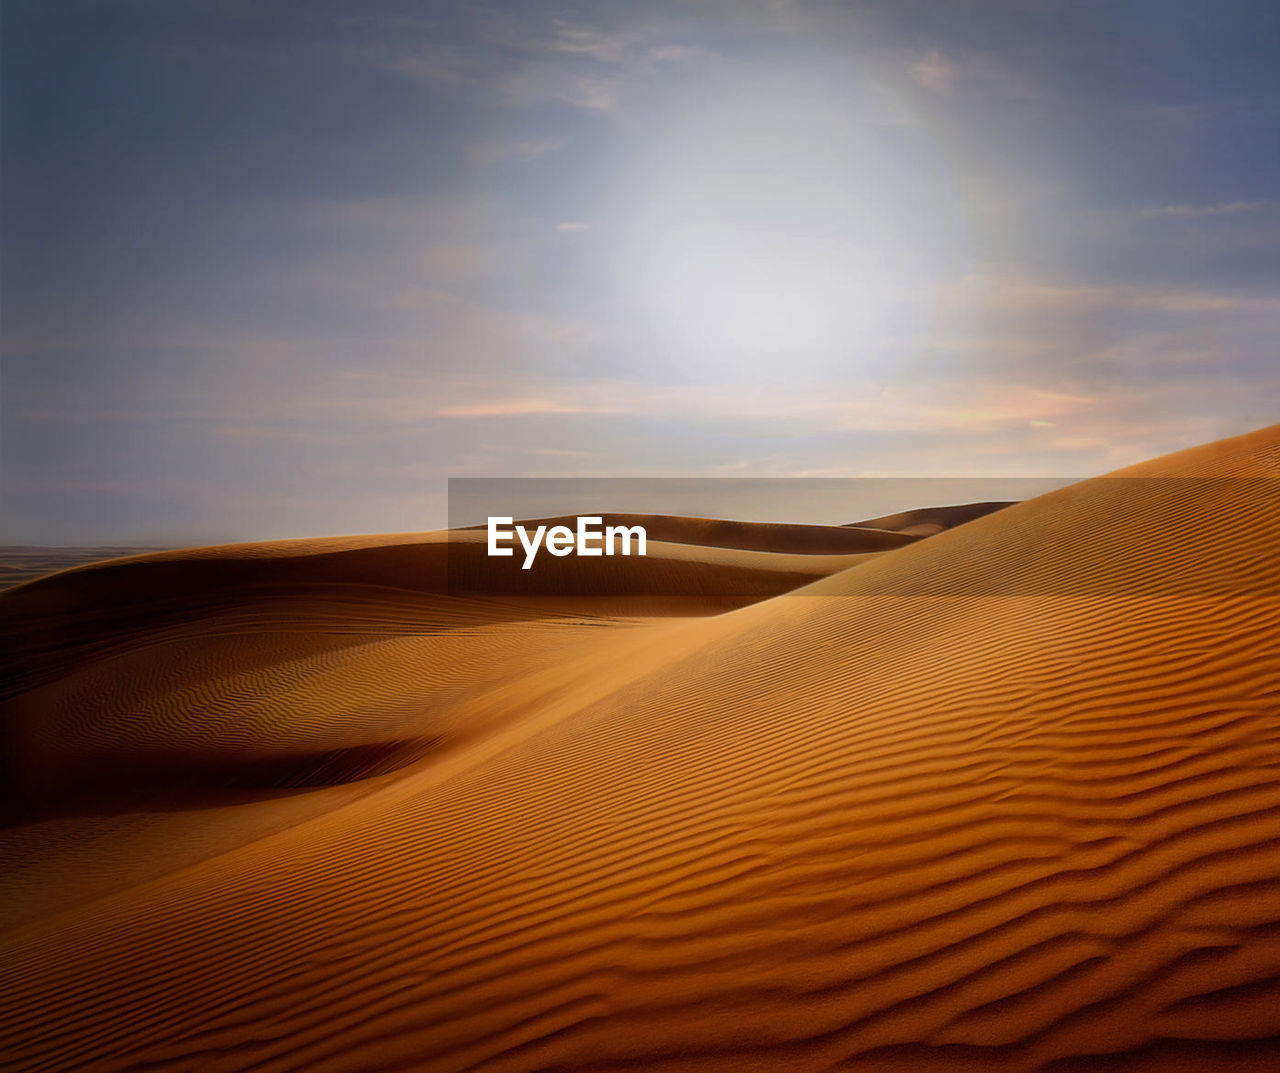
(907, 49), (953, 92)
(959, 275), (1280, 316)
(334, 372), (1262, 485)
(555, 220), (590, 232)
(548, 21), (714, 69)
(342, 10), (716, 114)
(466, 137), (568, 167)
(337, 376), (1104, 436)
(500, 15), (719, 112)
(833, 384), (1099, 434)
(345, 38), (483, 89)
(525, 447), (593, 458)
(898, 42), (1041, 104)
(1140, 200), (1268, 219)
(550, 72), (622, 111)
(432, 398), (615, 418)
(214, 424), (343, 445)
(648, 44), (713, 64)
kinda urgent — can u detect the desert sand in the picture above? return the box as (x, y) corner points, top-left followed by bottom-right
(2, 426), (1280, 1072)
(0, 546), (168, 593)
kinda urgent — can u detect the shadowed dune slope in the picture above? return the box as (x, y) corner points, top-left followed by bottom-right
(1, 525), (886, 685)
(0, 547), (167, 592)
(0, 529), (883, 815)
(847, 500), (1019, 536)
(1, 425), (1280, 1072)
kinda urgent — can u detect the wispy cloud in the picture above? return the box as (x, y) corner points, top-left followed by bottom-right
(433, 398), (615, 418)
(337, 376), (1103, 436)
(525, 447), (593, 458)
(900, 43), (1038, 103)
(345, 11), (715, 114)
(550, 21), (634, 63)
(1141, 200), (1268, 219)
(907, 49), (953, 92)
(345, 38), (482, 89)
(959, 275), (1280, 316)
(466, 137), (567, 168)
(534, 33), (712, 111)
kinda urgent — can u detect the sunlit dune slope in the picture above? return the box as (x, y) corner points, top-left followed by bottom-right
(2, 425), (1280, 1072)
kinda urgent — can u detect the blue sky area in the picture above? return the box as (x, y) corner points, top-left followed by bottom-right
(3, 0), (1278, 542)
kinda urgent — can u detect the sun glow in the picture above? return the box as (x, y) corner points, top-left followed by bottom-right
(616, 69), (965, 366)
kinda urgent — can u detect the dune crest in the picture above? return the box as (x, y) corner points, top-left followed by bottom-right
(2, 424), (1279, 1071)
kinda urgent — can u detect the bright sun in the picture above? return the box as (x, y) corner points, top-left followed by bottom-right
(617, 69), (962, 367)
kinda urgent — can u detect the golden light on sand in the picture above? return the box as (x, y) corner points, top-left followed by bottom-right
(4, 426), (1280, 1073)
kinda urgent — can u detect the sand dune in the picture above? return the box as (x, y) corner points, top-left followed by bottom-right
(0, 529), (885, 817)
(464, 513), (919, 553)
(0, 545), (167, 592)
(847, 500), (1018, 537)
(2, 426), (1280, 1071)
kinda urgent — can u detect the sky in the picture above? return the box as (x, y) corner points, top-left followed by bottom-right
(2, 0), (1278, 544)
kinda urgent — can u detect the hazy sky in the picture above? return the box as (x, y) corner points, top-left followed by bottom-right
(3, 0), (1278, 543)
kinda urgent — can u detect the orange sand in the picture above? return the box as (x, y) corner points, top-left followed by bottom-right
(2, 426), (1279, 1072)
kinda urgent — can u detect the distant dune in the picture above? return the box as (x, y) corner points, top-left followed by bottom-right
(2, 426), (1280, 1071)
(0, 545), (167, 592)
(463, 512), (920, 553)
(847, 500), (1018, 536)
